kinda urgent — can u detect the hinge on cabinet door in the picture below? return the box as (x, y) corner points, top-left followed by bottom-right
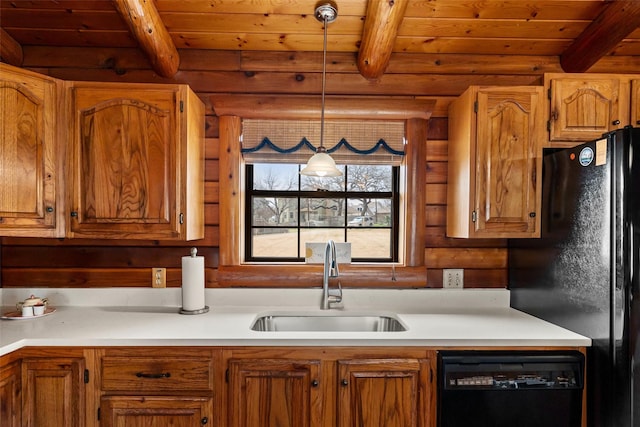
(84, 369), (89, 383)
(547, 120), (551, 132)
(97, 407), (100, 421)
(471, 211), (477, 223)
(179, 213), (184, 224)
(225, 368), (229, 383)
(473, 100), (478, 113)
(547, 87), (552, 99)
(180, 100), (184, 113)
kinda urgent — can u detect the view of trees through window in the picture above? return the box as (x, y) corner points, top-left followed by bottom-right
(245, 163), (399, 262)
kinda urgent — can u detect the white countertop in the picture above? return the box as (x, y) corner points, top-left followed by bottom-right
(0, 288), (591, 356)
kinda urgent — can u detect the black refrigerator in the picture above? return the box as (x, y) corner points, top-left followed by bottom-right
(509, 126), (640, 427)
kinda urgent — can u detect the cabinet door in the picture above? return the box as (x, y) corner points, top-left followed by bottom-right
(0, 64), (62, 237)
(548, 76), (623, 142)
(337, 359), (431, 427)
(0, 361), (21, 427)
(631, 79), (640, 127)
(68, 84), (181, 239)
(228, 358), (321, 427)
(22, 357), (85, 427)
(474, 87), (543, 238)
(100, 396), (211, 427)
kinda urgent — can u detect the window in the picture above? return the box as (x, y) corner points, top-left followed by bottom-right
(245, 163), (399, 262)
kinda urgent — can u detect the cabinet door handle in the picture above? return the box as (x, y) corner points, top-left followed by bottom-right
(135, 372), (171, 379)
(341, 379), (349, 386)
(201, 416), (208, 425)
(311, 379), (319, 387)
(529, 212), (536, 218)
(612, 119), (621, 125)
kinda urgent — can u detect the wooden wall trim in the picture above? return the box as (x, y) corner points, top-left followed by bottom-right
(404, 118), (428, 267)
(218, 116), (242, 266)
(211, 95), (435, 120)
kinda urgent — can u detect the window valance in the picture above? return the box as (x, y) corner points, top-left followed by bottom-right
(241, 119), (406, 165)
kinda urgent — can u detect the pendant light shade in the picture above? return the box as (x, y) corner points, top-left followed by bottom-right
(301, 2), (342, 177)
(301, 147), (342, 177)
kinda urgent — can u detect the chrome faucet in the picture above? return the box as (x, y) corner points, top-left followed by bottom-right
(321, 240), (343, 310)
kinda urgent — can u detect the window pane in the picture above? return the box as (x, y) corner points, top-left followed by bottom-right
(348, 228), (392, 259)
(347, 198), (390, 226)
(300, 198), (345, 227)
(252, 197), (298, 226)
(251, 229), (298, 258)
(347, 165), (392, 192)
(300, 167), (345, 191)
(246, 163), (397, 262)
(253, 163), (299, 190)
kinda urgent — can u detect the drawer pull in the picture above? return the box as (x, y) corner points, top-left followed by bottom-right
(136, 372), (171, 379)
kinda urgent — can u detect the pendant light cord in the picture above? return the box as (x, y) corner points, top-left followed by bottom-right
(319, 15), (328, 152)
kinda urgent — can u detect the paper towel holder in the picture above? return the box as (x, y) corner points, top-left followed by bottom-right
(179, 247), (210, 315)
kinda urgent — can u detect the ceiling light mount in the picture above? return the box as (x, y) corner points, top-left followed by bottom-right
(315, 2), (338, 24)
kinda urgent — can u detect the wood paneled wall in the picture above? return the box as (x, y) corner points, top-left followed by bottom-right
(8, 46), (612, 289)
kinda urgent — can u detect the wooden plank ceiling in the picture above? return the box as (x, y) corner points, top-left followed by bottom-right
(1, 0), (640, 79)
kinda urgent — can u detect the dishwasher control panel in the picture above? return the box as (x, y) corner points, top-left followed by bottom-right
(440, 351), (584, 390)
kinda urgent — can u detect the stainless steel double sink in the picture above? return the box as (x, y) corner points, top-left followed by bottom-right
(250, 312), (407, 332)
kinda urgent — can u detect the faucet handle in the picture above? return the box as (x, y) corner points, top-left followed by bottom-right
(328, 281), (343, 303)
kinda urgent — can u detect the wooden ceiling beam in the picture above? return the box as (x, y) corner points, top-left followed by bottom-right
(0, 27), (24, 66)
(112, 0), (179, 78)
(560, 0), (640, 73)
(357, 0), (409, 80)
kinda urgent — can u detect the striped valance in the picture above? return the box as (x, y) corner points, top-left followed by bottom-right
(241, 119), (406, 165)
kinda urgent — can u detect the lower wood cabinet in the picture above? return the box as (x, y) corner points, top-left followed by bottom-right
(228, 358), (322, 427)
(97, 348), (214, 427)
(100, 395), (212, 427)
(22, 357), (86, 427)
(338, 358), (430, 427)
(0, 345), (584, 427)
(0, 360), (21, 427)
(226, 348), (435, 427)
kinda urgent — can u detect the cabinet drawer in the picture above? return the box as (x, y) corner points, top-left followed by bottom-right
(101, 357), (212, 392)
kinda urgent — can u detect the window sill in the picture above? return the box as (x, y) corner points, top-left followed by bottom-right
(216, 264), (427, 288)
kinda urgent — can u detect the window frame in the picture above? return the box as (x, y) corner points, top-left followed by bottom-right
(244, 163), (400, 263)
(213, 96), (431, 287)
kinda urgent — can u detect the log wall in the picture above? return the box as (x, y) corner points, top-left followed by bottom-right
(7, 47), (631, 289)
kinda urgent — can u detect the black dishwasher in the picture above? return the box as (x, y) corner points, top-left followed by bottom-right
(438, 351), (584, 427)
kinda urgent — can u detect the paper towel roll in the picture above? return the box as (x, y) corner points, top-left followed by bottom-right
(181, 250), (205, 312)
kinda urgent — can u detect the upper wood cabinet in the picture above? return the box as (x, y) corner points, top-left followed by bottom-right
(0, 64), (64, 237)
(545, 73), (640, 145)
(0, 64), (205, 240)
(67, 82), (204, 240)
(631, 79), (640, 127)
(447, 86), (544, 239)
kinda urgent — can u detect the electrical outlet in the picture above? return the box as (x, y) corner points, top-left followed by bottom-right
(443, 269), (464, 289)
(152, 268), (166, 288)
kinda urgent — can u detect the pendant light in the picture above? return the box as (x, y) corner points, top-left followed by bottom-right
(300, 2), (343, 177)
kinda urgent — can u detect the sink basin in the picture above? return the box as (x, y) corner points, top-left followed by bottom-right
(250, 313), (407, 332)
